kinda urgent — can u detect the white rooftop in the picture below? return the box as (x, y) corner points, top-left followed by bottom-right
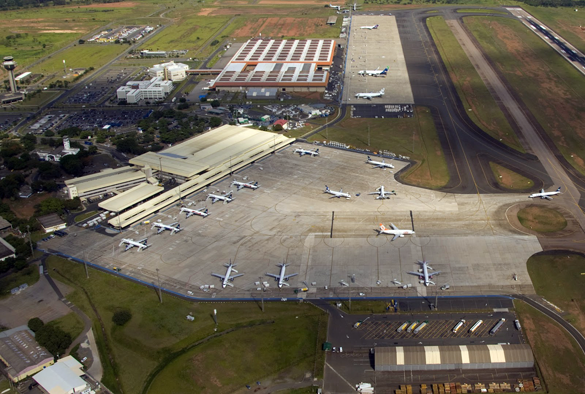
(33, 356), (87, 394)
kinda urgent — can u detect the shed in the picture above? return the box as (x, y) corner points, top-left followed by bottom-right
(0, 237), (16, 261)
(0, 326), (53, 382)
(246, 87), (278, 99)
(273, 119), (289, 130)
(327, 16), (338, 25)
(37, 213), (66, 233)
(0, 216), (12, 231)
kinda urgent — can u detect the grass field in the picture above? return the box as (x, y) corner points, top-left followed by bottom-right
(308, 107), (450, 189)
(489, 162), (533, 190)
(0, 2), (159, 71)
(517, 206), (567, 233)
(524, 5), (585, 55)
(46, 256), (327, 394)
(29, 44), (127, 76)
(456, 8), (508, 13)
(74, 211), (98, 223)
(49, 311), (85, 341)
(514, 300), (585, 394)
(0, 379), (17, 394)
(526, 253), (585, 335)
(427, 16), (523, 152)
(0, 265), (40, 300)
(466, 16), (585, 176)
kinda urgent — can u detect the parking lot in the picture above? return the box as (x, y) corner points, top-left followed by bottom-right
(55, 108), (152, 131)
(45, 143), (544, 299)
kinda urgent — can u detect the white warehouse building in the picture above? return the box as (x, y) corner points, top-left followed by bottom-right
(148, 61), (189, 81)
(117, 77), (173, 104)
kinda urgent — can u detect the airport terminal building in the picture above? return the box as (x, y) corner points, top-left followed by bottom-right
(211, 38), (336, 92)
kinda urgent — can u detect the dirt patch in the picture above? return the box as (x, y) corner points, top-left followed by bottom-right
(74, 1), (139, 8)
(209, 7), (309, 15)
(39, 30), (80, 33)
(258, 0), (332, 3)
(232, 17), (323, 37)
(4, 193), (53, 219)
(197, 8), (215, 16)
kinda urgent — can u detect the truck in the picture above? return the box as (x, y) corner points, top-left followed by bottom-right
(490, 318), (506, 335)
(407, 321), (419, 333)
(452, 319), (466, 333)
(413, 321), (428, 334)
(514, 319), (522, 331)
(469, 320), (483, 333)
(397, 321), (410, 333)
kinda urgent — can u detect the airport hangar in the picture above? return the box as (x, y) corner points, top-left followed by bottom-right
(210, 38), (336, 92)
(345, 15), (415, 118)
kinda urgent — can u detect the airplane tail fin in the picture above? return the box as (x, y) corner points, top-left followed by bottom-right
(315, 149), (319, 153)
(557, 187), (562, 192)
(367, 156), (371, 161)
(379, 223), (386, 231)
(325, 185), (330, 191)
(381, 67), (388, 74)
(380, 88), (385, 94)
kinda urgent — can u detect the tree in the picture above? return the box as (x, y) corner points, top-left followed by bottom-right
(210, 100), (220, 108)
(21, 133), (37, 151)
(28, 317), (44, 333)
(35, 197), (65, 216)
(60, 154), (85, 176)
(35, 324), (72, 356)
(209, 117), (222, 128)
(44, 130), (55, 137)
(273, 124), (283, 132)
(112, 309), (132, 326)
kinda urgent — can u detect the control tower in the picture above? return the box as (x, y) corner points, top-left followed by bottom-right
(3, 56), (18, 93)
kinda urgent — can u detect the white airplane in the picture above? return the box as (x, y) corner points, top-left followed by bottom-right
(231, 180), (260, 190)
(294, 148), (320, 157)
(266, 263), (298, 288)
(180, 207), (209, 218)
(327, 3), (342, 10)
(355, 88), (385, 100)
(360, 24), (379, 30)
(358, 67), (388, 77)
(529, 186), (561, 200)
(377, 223), (415, 241)
(369, 186), (396, 200)
(407, 260), (441, 286)
(391, 279), (402, 286)
(207, 192), (234, 204)
(211, 261), (244, 288)
(325, 185), (351, 199)
(119, 238), (150, 252)
(152, 221), (182, 235)
(366, 156), (395, 169)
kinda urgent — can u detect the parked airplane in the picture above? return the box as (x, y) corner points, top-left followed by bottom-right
(119, 238), (150, 251)
(369, 186), (396, 200)
(360, 24), (379, 30)
(366, 156), (395, 169)
(180, 207), (209, 218)
(529, 186), (561, 200)
(294, 147), (320, 157)
(327, 3), (342, 10)
(325, 185), (351, 199)
(231, 180), (260, 190)
(407, 260), (441, 286)
(377, 223), (414, 241)
(152, 221), (182, 235)
(391, 279), (402, 286)
(207, 191), (234, 204)
(266, 263), (298, 288)
(355, 88), (385, 100)
(358, 67), (388, 77)
(211, 261), (244, 288)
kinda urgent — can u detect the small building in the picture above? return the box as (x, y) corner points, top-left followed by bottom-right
(0, 216), (12, 232)
(148, 61), (189, 82)
(246, 87), (278, 100)
(117, 77), (174, 104)
(33, 356), (91, 394)
(37, 213), (66, 234)
(298, 104), (322, 117)
(327, 16), (338, 25)
(272, 119), (289, 130)
(35, 137), (80, 162)
(0, 326), (54, 383)
(0, 237), (16, 261)
(140, 50), (167, 58)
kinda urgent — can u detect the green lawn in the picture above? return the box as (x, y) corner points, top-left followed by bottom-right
(48, 311), (85, 341)
(308, 107), (449, 189)
(466, 16), (585, 176)
(0, 378), (17, 394)
(514, 300), (585, 394)
(0, 265), (40, 300)
(29, 44), (127, 76)
(524, 5), (585, 55)
(427, 16), (523, 152)
(489, 162), (533, 190)
(46, 255), (327, 394)
(74, 211), (98, 223)
(526, 253), (585, 335)
(517, 206), (567, 233)
(455, 8), (508, 13)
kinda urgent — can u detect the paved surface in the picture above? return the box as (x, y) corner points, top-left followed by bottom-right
(45, 144), (543, 300)
(343, 15), (414, 104)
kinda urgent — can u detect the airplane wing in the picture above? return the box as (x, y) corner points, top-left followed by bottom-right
(391, 234), (399, 241)
(407, 271), (422, 277)
(170, 222), (179, 227)
(266, 273), (280, 279)
(211, 273), (226, 280)
(544, 196), (553, 200)
(284, 273), (298, 280)
(185, 212), (193, 218)
(390, 223), (398, 230)
(428, 271), (441, 277)
(138, 238), (148, 244)
(540, 188), (545, 193)
(229, 273), (244, 280)
(125, 244), (133, 251)
(157, 227), (164, 234)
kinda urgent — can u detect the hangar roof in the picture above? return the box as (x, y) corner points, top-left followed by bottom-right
(65, 167), (146, 194)
(0, 326), (53, 378)
(98, 183), (164, 212)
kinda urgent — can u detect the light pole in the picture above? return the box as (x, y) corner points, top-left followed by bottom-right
(260, 276), (264, 312)
(156, 268), (162, 303)
(26, 225), (34, 257)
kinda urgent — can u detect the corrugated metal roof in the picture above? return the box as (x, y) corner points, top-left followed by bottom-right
(98, 183), (164, 212)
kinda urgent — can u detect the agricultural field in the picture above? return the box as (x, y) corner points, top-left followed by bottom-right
(466, 16), (585, 176)
(308, 106), (450, 189)
(0, 1), (159, 72)
(526, 253), (585, 335)
(427, 16), (523, 152)
(514, 300), (585, 394)
(46, 256), (327, 394)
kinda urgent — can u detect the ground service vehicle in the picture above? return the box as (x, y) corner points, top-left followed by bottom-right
(413, 321), (428, 334)
(490, 318), (506, 335)
(469, 320), (483, 333)
(397, 321), (409, 333)
(453, 319), (466, 333)
(514, 319), (521, 331)
(407, 321), (419, 333)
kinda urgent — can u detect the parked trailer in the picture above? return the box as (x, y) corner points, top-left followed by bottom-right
(397, 321), (410, 333)
(407, 321), (419, 333)
(413, 321), (428, 334)
(469, 320), (483, 333)
(514, 319), (521, 331)
(490, 318), (506, 335)
(452, 319), (466, 333)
